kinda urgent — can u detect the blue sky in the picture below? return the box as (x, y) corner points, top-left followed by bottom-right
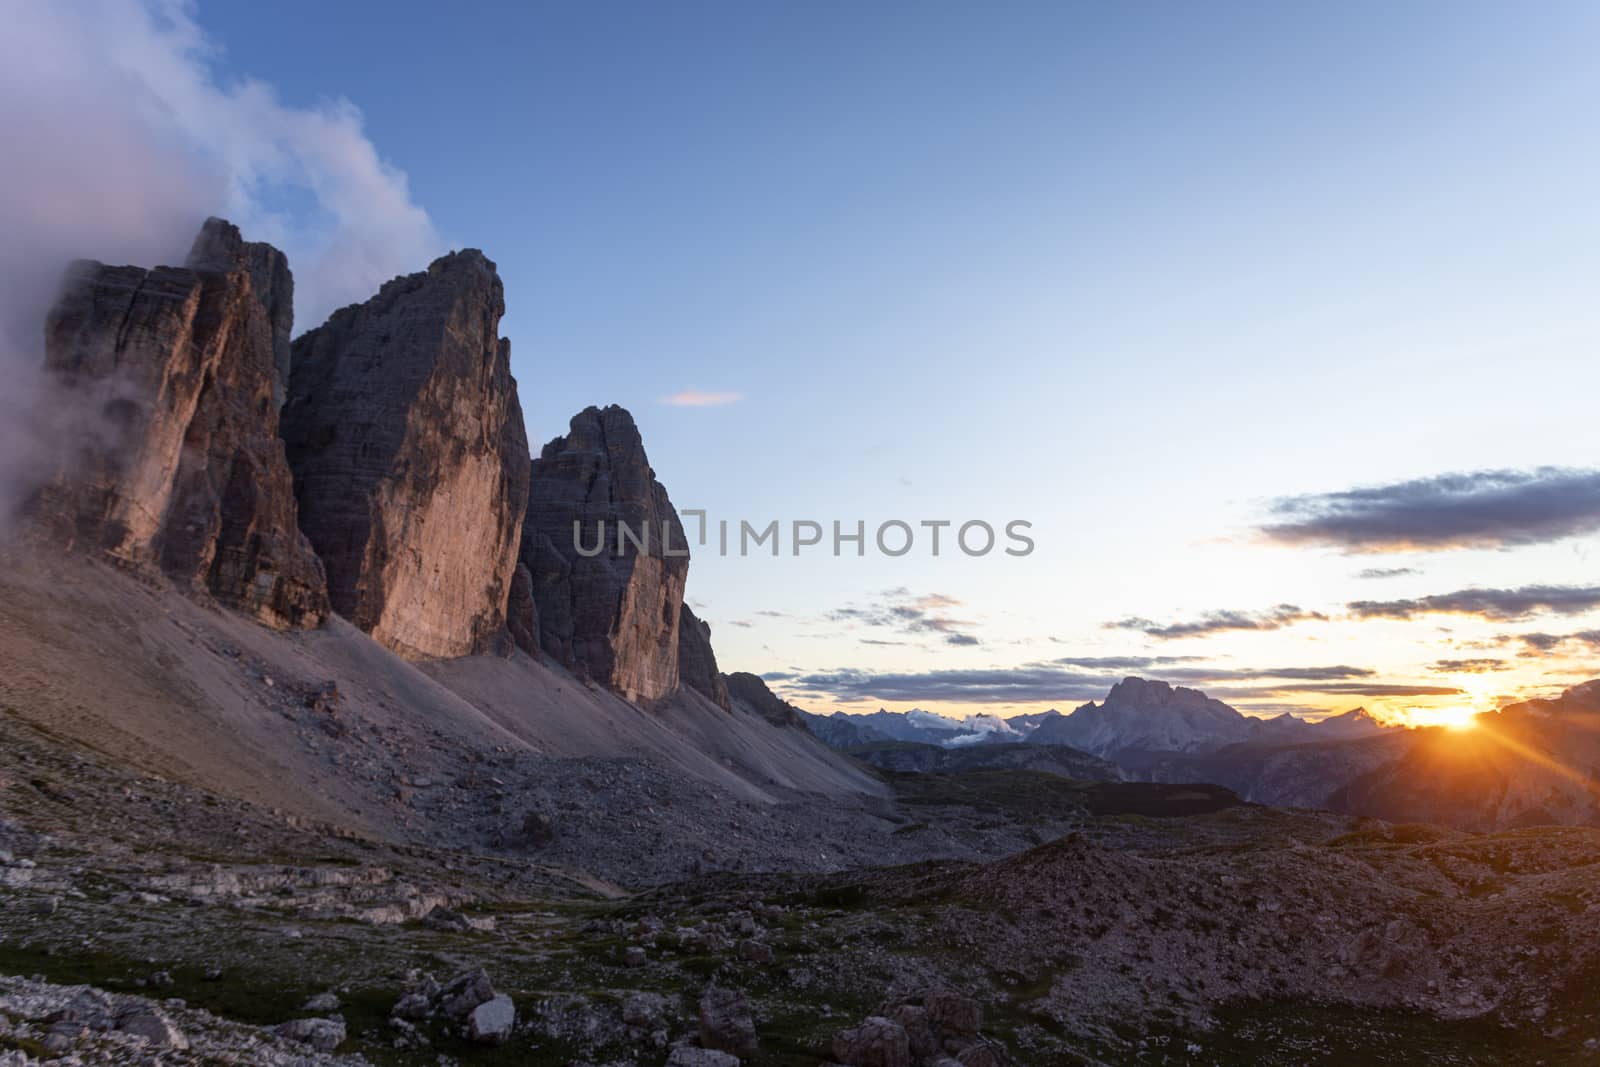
(25, 1), (1600, 724)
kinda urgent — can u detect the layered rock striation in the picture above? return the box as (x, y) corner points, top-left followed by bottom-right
(33, 217), (328, 628)
(282, 250), (529, 659)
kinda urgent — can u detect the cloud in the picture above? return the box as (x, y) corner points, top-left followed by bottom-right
(828, 588), (980, 645)
(1356, 567), (1420, 580)
(787, 662), (1383, 705)
(1050, 655), (1202, 670)
(1259, 468), (1600, 553)
(1253, 683), (1465, 697)
(659, 390), (742, 407)
(1194, 665), (1375, 681)
(1347, 585), (1600, 622)
(1431, 658), (1510, 674)
(0, 0), (442, 527)
(1107, 605), (1327, 640)
(1499, 630), (1600, 655)
(789, 666), (1116, 705)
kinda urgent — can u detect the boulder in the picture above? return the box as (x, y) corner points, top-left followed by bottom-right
(32, 218), (329, 629)
(622, 992), (672, 1028)
(437, 968), (497, 1020)
(954, 1040), (1005, 1067)
(922, 992), (983, 1038)
(888, 1004), (938, 1060)
(282, 249), (530, 659)
(467, 994), (516, 1044)
(391, 992), (432, 1020)
(697, 986), (757, 1059)
(667, 1049), (742, 1067)
(514, 405), (688, 703)
(831, 1016), (912, 1067)
(273, 1016), (345, 1052)
(115, 1008), (188, 1050)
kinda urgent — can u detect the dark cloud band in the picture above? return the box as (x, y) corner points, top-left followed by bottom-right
(1347, 585), (1600, 622)
(1260, 467), (1600, 553)
(785, 663), (1381, 705)
(1107, 605), (1326, 639)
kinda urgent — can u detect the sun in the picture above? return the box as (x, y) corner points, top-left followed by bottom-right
(1429, 704), (1481, 731)
(1412, 675), (1500, 731)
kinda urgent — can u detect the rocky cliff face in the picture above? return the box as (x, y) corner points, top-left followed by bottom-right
(677, 604), (730, 710)
(185, 218), (294, 408)
(512, 406), (687, 704)
(32, 218), (329, 629)
(282, 250), (529, 660)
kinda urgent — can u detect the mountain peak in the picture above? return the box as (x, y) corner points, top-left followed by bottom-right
(1032, 678), (1252, 758)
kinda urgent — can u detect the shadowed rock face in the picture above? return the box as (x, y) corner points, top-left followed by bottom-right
(32, 218), (329, 629)
(282, 250), (530, 660)
(678, 604), (729, 710)
(725, 672), (804, 728)
(513, 405), (687, 704)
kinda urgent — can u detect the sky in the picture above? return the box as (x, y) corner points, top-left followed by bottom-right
(9, 1), (1600, 728)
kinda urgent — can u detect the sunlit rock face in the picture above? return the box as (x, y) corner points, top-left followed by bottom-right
(185, 216), (295, 409)
(513, 405), (688, 705)
(32, 217), (329, 629)
(282, 249), (529, 659)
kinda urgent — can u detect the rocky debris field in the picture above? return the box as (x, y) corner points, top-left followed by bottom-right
(0, 975), (364, 1066)
(7, 695), (1600, 1066)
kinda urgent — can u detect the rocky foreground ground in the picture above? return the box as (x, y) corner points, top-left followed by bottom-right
(5, 704), (1600, 1067)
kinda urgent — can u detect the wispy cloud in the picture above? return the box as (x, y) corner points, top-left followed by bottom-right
(1259, 467), (1600, 553)
(1355, 567), (1420, 580)
(1, 0), (442, 336)
(660, 390), (742, 407)
(1497, 630), (1600, 655)
(0, 0), (442, 526)
(828, 588), (981, 646)
(789, 666), (1114, 705)
(787, 662), (1383, 706)
(1431, 658), (1510, 674)
(1050, 655), (1202, 670)
(1347, 585), (1600, 622)
(1107, 605), (1326, 640)
(1253, 683), (1464, 697)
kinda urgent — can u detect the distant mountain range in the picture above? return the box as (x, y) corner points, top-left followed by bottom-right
(796, 675), (1600, 832)
(803, 678), (1388, 759)
(1029, 677), (1390, 759)
(798, 706), (1058, 748)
